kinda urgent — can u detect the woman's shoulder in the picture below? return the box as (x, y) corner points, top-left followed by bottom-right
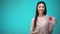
(31, 17), (35, 24)
(32, 17), (35, 21)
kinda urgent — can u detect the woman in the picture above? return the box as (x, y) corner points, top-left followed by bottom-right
(30, 1), (56, 34)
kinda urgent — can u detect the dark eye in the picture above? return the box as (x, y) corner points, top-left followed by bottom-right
(42, 6), (45, 8)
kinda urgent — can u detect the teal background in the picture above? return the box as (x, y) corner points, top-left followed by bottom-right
(0, 0), (60, 34)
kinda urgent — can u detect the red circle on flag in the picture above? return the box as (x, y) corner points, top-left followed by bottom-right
(49, 16), (52, 21)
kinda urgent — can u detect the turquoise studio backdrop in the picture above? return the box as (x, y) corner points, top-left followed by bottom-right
(0, 0), (60, 34)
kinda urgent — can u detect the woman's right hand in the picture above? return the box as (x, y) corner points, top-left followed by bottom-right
(30, 26), (40, 34)
(36, 25), (40, 33)
(30, 31), (37, 34)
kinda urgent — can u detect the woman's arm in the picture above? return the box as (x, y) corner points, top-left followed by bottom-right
(48, 22), (53, 34)
(30, 18), (37, 34)
(48, 18), (56, 34)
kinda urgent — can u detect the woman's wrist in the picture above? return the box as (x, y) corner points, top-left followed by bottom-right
(31, 31), (37, 34)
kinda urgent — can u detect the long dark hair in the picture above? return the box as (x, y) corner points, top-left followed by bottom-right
(34, 1), (47, 28)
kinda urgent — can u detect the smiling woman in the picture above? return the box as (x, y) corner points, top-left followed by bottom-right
(1, 0), (60, 34)
(30, 1), (56, 34)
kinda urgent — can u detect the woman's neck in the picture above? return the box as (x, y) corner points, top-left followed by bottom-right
(39, 14), (44, 17)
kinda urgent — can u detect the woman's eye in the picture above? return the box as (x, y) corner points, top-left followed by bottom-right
(39, 6), (45, 8)
(42, 6), (45, 8)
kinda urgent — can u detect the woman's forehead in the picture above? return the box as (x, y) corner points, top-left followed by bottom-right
(38, 3), (45, 6)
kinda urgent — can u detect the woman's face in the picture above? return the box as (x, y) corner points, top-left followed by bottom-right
(38, 3), (45, 14)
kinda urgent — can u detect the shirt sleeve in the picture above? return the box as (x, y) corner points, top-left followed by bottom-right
(30, 18), (35, 32)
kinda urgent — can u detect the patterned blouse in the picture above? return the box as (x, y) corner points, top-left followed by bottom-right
(30, 15), (56, 34)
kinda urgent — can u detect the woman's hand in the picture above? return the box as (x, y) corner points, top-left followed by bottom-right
(30, 31), (37, 34)
(48, 16), (56, 25)
(36, 25), (40, 33)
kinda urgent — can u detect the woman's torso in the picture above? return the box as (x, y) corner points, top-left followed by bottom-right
(36, 15), (49, 34)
